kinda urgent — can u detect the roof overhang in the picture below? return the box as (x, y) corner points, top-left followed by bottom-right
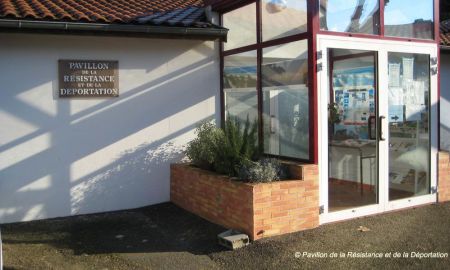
(441, 45), (450, 53)
(0, 19), (228, 41)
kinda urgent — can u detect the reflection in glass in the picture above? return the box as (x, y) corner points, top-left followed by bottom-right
(384, 0), (434, 39)
(224, 51), (258, 124)
(262, 40), (309, 160)
(319, 0), (380, 34)
(328, 49), (378, 212)
(388, 53), (430, 201)
(223, 3), (257, 51)
(261, 0), (307, 41)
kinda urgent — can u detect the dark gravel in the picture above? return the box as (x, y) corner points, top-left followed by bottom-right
(2, 202), (449, 270)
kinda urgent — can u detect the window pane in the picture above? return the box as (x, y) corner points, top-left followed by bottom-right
(223, 3), (257, 51)
(261, 0), (307, 41)
(262, 40), (309, 159)
(388, 52), (430, 200)
(384, 0), (434, 39)
(319, 0), (380, 34)
(224, 51), (258, 124)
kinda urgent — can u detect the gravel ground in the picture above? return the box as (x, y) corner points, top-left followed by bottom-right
(1, 202), (449, 270)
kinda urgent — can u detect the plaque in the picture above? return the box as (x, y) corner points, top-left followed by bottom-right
(59, 60), (119, 97)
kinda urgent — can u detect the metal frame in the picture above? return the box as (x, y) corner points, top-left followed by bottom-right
(216, 0), (441, 223)
(0, 228), (2, 270)
(217, 0), (440, 164)
(219, 0), (316, 163)
(317, 35), (438, 224)
(317, 0), (439, 44)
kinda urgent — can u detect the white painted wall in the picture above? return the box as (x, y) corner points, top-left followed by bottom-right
(440, 52), (450, 151)
(0, 33), (220, 223)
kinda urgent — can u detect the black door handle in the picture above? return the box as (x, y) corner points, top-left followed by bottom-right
(368, 116), (376, 140)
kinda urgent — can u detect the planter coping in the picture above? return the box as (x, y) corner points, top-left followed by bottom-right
(171, 162), (316, 187)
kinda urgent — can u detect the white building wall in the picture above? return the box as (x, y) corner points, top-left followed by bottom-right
(441, 52), (450, 152)
(0, 33), (220, 223)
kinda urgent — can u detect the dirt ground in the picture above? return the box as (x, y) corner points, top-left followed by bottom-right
(1, 202), (449, 270)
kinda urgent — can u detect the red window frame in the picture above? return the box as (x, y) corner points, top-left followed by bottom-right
(219, 0), (318, 163)
(217, 0), (440, 163)
(317, 0), (439, 44)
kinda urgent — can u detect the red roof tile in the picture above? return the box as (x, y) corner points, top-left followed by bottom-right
(441, 20), (450, 46)
(0, 0), (210, 27)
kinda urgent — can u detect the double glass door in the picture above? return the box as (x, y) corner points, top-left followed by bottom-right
(318, 36), (438, 223)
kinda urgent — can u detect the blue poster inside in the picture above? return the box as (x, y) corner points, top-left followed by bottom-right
(332, 66), (375, 140)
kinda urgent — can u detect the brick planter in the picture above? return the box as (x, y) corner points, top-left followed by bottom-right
(170, 162), (319, 240)
(438, 151), (450, 202)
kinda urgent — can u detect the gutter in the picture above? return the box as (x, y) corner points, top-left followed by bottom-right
(441, 45), (450, 51)
(0, 19), (228, 41)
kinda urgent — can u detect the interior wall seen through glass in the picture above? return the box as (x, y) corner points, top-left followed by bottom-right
(319, 0), (380, 34)
(262, 40), (309, 160)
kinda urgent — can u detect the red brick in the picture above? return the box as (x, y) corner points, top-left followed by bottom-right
(170, 163), (319, 241)
(271, 189), (289, 196)
(271, 212), (289, 219)
(439, 151), (450, 202)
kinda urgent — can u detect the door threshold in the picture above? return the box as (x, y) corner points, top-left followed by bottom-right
(320, 201), (436, 225)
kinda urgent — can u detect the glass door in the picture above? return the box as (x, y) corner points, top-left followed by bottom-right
(385, 47), (438, 211)
(387, 53), (431, 201)
(328, 49), (379, 213)
(318, 35), (438, 224)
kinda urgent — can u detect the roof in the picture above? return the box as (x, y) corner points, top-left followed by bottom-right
(0, 0), (212, 27)
(0, 0), (228, 40)
(385, 21), (434, 40)
(441, 20), (450, 47)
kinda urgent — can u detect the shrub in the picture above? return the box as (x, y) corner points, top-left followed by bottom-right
(187, 115), (288, 179)
(213, 116), (259, 177)
(185, 121), (222, 170)
(238, 158), (285, 183)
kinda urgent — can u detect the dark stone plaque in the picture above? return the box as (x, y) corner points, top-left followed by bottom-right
(59, 60), (119, 97)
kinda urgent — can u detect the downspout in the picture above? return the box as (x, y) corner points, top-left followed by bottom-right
(0, 19), (228, 41)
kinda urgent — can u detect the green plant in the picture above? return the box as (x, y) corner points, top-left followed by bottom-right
(328, 102), (341, 124)
(238, 158), (285, 183)
(185, 121), (222, 170)
(213, 115), (259, 177)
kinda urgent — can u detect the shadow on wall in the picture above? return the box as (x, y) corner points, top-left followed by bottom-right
(441, 125), (450, 152)
(440, 53), (450, 152)
(70, 129), (193, 215)
(0, 34), (219, 223)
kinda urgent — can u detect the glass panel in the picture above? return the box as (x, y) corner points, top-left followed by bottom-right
(223, 3), (257, 51)
(262, 40), (309, 159)
(319, 0), (380, 34)
(384, 0), (434, 39)
(261, 0), (307, 41)
(328, 49), (378, 212)
(388, 52), (430, 201)
(224, 51), (258, 124)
